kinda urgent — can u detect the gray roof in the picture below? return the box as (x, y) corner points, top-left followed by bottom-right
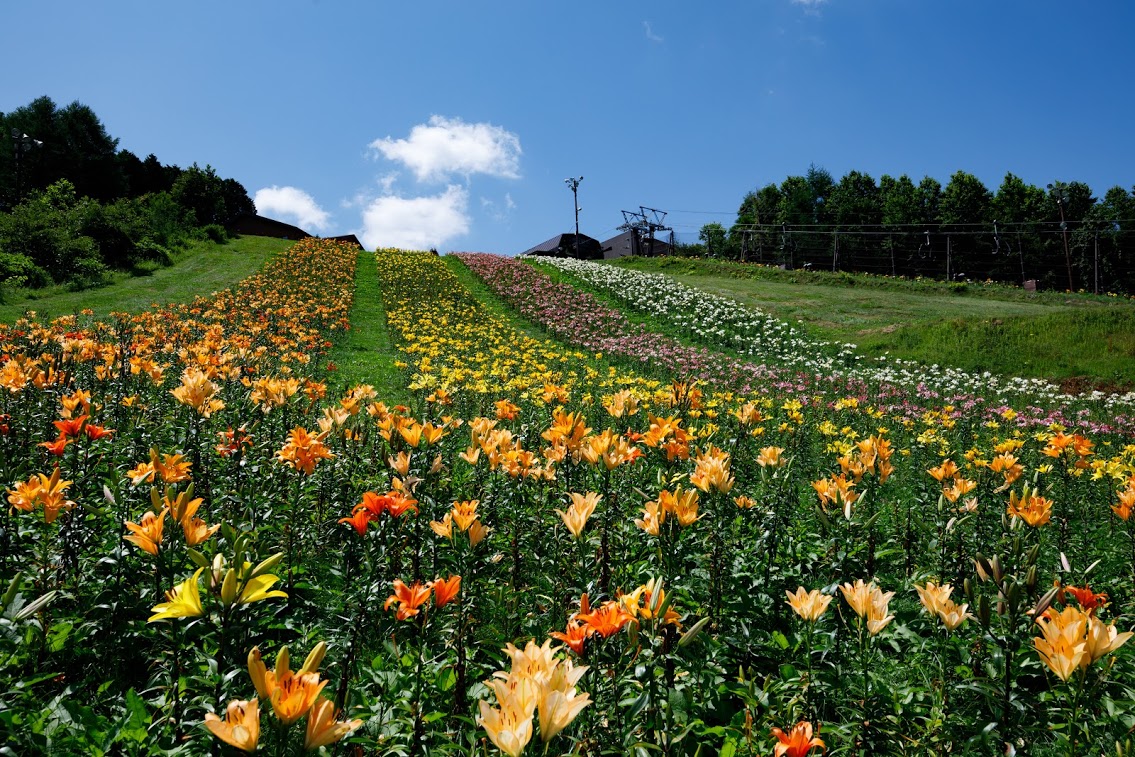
(520, 233), (603, 258)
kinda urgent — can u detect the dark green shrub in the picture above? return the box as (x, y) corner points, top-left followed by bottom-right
(134, 237), (172, 266)
(0, 249), (50, 288)
(201, 223), (229, 244)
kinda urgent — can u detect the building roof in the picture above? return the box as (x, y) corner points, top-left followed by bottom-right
(326, 234), (364, 249)
(226, 214), (311, 240)
(520, 233), (603, 259)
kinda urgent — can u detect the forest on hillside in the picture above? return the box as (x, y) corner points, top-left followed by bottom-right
(692, 166), (1135, 293)
(0, 96), (253, 291)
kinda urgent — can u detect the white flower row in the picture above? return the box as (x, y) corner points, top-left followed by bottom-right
(525, 255), (1135, 416)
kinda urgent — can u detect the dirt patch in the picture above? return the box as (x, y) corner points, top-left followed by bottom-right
(1057, 376), (1135, 396)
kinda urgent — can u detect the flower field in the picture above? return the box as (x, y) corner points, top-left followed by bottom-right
(2, 243), (1135, 755)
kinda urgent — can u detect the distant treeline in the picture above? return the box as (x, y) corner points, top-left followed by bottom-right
(689, 165), (1135, 293)
(0, 96), (254, 290)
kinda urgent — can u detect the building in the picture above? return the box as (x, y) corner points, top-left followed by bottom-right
(226, 214), (311, 240)
(599, 230), (671, 259)
(327, 234), (364, 249)
(520, 233), (603, 259)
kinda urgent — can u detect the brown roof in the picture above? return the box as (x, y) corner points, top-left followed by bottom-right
(327, 234), (364, 249)
(227, 214), (311, 240)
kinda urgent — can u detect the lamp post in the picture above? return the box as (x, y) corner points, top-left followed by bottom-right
(564, 175), (583, 257)
(11, 128), (43, 204)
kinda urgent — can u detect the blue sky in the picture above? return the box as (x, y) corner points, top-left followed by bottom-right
(4, 1), (1133, 252)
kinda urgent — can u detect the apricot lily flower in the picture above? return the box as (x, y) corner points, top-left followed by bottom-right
(204, 698), (260, 753)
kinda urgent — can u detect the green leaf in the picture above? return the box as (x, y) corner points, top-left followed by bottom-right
(436, 666), (456, 692)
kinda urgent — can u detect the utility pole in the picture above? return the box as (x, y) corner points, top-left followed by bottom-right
(1048, 182), (1075, 291)
(11, 129), (43, 205)
(1094, 231), (1100, 295)
(564, 176), (583, 257)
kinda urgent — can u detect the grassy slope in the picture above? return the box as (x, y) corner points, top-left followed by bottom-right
(326, 250), (409, 403)
(612, 256), (1135, 388)
(443, 254), (550, 341)
(0, 235), (291, 323)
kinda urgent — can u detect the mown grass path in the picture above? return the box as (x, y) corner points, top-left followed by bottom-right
(326, 250), (408, 403)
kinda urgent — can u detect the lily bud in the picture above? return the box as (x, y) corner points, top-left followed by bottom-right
(221, 568), (239, 606)
(250, 552), (284, 579)
(1032, 587), (1059, 619)
(679, 617), (710, 648)
(211, 553), (227, 590)
(2, 572), (23, 611)
(978, 594), (991, 627)
(1006, 582), (1020, 610)
(974, 554), (991, 582)
(1025, 566), (1038, 592)
(300, 641), (327, 675)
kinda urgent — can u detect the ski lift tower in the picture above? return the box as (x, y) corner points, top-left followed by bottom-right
(618, 206), (672, 256)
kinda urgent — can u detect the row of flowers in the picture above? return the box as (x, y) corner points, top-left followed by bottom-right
(524, 254), (1135, 434)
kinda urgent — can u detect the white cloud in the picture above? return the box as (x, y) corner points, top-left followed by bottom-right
(369, 116), (522, 183)
(253, 186), (330, 231)
(643, 21), (664, 43)
(481, 192), (517, 223)
(360, 185), (469, 250)
(792, 0), (827, 15)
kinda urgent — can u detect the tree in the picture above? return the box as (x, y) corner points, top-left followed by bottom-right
(0, 96), (124, 204)
(1095, 186), (1135, 293)
(805, 164), (834, 224)
(171, 164), (227, 226)
(220, 178), (255, 222)
(1046, 180), (1095, 290)
(991, 173), (1046, 283)
(698, 222), (727, 257)
(938, 172), (992, 280)
(829, 171), (881, 271)
(916, 177), (942, 227)
(878, 174), (922, 276)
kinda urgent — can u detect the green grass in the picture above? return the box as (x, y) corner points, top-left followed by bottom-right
(0, 235), (292, 323)
(326, 251), (408, 403)
(612, 256), (1135, 389)
(442, 254), (548, 341)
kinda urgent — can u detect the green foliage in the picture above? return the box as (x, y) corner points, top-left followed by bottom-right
(200, 223), (229, 244)
(171, 164), (229, 227)
(0, 96), (256, 295)
(720, 165), (1135, 291)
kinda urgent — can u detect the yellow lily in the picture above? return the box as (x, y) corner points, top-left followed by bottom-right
(148, 568), (205, 622)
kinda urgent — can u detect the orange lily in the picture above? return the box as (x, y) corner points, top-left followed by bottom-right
(385, 579), (432, 620)
(431, 575), (462, 608)
(124, 509), (167, 555)
(771, 720), (825, 756)
(204, 698), (260, 753)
